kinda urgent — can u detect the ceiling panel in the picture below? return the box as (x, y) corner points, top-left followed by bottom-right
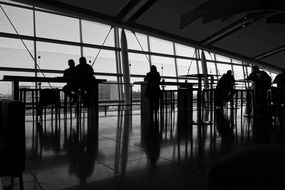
(261, 51), (285, 68)
(136, 0), (245, 41)
(212, 19), (285, 58)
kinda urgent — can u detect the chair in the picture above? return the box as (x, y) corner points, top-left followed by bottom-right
(0, 99), (25, 190)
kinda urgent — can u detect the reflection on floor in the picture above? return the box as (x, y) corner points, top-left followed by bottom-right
(1, 103), (282, 190)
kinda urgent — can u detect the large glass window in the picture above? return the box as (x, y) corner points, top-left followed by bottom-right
(36, 42), (81, 74)
(177, 58), (198, 76)
(175, 44), (195, 57)
(120, 30), (149, 51)
(216, 54), (231, 63)
(151, 56), (176, 77)
(150, 37), (173, 55)
(217, 63), (232, 76)
(0, 5), (33, 36)
(36, 11), (80, 42)
(207, 62), (217, 75)
(0, 37), (34, 69)
(233, 65), (244, 80)
(82, 20), (114, 47)
(129, 53), (150, 75)
(83, 48), (116, 74)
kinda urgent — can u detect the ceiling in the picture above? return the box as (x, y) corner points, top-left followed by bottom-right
(11, 0), (285, 71)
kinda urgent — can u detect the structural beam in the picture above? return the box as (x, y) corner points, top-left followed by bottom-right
(254, 45), (285, 60)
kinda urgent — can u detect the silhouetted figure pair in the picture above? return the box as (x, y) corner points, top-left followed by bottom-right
(215, 70), (235, 108)
(144, 65), (161, 121)
(63, 57), (95, 106)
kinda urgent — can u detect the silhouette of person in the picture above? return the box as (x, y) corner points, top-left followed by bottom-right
(144, 65), (161, 120)
(247, 65), (271, 106)
(215, 70), (235, 108)
(273, 68), (285, 88)
(74, 57), (95, 106)
(62, 59), (76, 99)
(247, 65), (272, 143)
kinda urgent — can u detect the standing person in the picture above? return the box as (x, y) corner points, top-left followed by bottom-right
(247, 65), (271, 105)
(75, 57), (95, 106)
(62, 59), (76, 100)
(273, 68), (285, 88)
(215, 70), (235, 108)
(247, 65), (272, 143)
(144, 65), (161, 120)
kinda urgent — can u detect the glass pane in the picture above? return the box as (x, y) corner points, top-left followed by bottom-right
(36, 42), (81, 76)
(204, 51), (215, 60)
(177, 58), (198, 76)
(232, 59), (242, 65)
(82, 20), (114, 46)
(151, 56), (176, 77)
(233, 65), (244, 80)
(0, 5), (33, 36)
(175, 43), (195, 57)
(83, 48), (117, 74)
(36, 11), (80, 42)
(129, 53), (150, 75)
(207, 62), (217, 75)
(216, 54), (231, 62)
(124, 30), (148, 51)
(150, 37), (173, 55)
(217, 63), (232, 76)
(0, 37), (34, 69)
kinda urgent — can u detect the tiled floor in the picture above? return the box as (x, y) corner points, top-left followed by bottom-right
(1, 106), (268, 190)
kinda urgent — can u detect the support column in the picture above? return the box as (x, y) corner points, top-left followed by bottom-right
(121, 29), (131, 110)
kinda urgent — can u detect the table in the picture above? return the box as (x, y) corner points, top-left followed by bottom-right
(180, 74), (217, 125)
(134, 81), (193, 138)
(2, 75), (106, 135)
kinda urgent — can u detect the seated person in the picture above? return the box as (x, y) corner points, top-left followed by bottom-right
(215, 70), (235, 107)
(74, 57), (95, 106)
(144, 65), (161, 116)
(62, 59), (76, 99)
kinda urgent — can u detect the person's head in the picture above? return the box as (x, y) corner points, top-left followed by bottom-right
(150, 65), (157, 73)
(79, 57), (87, 65)
(226, 70), (232, 75)
(253, 65), (259, 72)
(68, 59), (75, 68)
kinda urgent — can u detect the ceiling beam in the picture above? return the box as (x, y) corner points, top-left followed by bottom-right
(200, 14), (266, 45)
(116, 0), (141, 22)
(116, 0), (156, 23)
(128, 0), (156, 23)
(254, 45), (285, 60)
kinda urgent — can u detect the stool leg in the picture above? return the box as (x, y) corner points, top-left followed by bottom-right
(19, 174), (23, 190)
